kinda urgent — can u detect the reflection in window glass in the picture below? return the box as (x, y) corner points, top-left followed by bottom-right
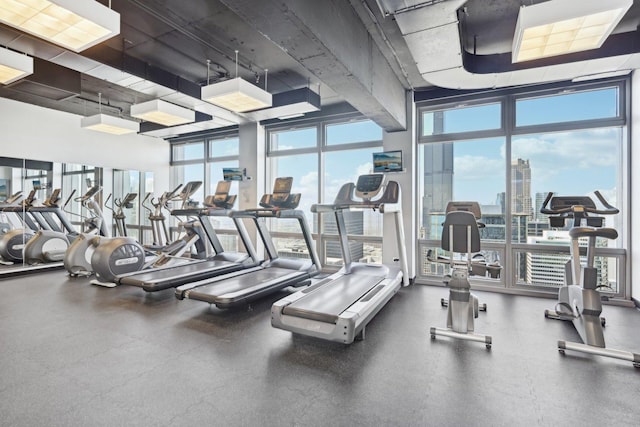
(326, 120), (382, 145)
(209, 137), (239, 157)
(173, 142), (204, 161)
(270, 127), (317, 151)
(64, 163), (83, 172)
(112, 170), (140, 228)
(422, 103), (501, 136)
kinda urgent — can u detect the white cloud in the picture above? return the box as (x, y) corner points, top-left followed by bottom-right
(454, 155), (503, 181)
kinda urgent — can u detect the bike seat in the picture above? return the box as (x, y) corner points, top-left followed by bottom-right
(569, 226), (618, 240)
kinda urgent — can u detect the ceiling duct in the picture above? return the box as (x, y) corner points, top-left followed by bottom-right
(7, 57), (80, 101)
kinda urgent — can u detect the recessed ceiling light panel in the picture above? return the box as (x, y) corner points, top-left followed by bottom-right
(0, 0), (120, 52)
(512, 0), (632, 63)
(0, 47), (33, 84)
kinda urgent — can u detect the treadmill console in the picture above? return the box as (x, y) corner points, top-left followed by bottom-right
(206, 181), (236, 209)
(259, 177), (300, 210)
(355, 174), (384, 200)
(46, 188), (61, 206)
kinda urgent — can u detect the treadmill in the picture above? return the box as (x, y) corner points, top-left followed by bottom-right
(175, 177), (321, 309)
(115, 181), (260, 292)
(271, 174), (410, 344)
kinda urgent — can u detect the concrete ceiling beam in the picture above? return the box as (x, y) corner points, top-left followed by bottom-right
(218, 0), (408, 132)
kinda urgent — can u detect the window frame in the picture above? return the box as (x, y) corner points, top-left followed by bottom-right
(265, 113), (384, 267)
(415, 77), (630, 299)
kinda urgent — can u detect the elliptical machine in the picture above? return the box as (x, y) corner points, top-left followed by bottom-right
(0, 191), (26, 235)
(107, 192), (137, 237)
(62, 187), (111, 276)
(89, 181), (205, 286)
(26, 186), (107, 265)
(0, 190), (39, 264)
(541, 191), (640, 367)
(428, 201), (492, 349)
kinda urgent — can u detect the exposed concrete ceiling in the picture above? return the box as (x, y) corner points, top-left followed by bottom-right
(0, 0), (639, 137)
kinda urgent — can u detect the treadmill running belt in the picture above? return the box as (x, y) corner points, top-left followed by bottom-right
(282, 274), (385, 324)
(118, 259), (240, 291)
(184, 267), (307, 306)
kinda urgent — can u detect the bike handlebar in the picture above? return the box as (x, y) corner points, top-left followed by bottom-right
(540, 191), (619, 216)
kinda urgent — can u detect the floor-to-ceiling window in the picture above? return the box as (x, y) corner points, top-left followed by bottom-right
(417, 78), (629, 298)
(169, 130), (242, 252)
(266, 114), (383, 266)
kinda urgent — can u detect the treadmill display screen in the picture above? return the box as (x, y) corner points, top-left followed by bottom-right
(273, 177), (293, 194)
(356, 174), (384, 194)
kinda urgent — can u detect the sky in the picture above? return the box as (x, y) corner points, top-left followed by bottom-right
(175, 85), (622, 228)
(422, 87), (621, 209)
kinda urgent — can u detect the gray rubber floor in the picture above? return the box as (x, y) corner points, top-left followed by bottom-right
(1, 270), (639, 426)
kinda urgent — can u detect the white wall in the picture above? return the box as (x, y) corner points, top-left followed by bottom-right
(631, 71), (640, 304)
(0, 98), (170, 192)
(382, 91), (416, 282)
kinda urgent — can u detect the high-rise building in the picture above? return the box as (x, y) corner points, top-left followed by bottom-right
(421, 141), (453, 239)
(524, 231), (612, 289)
(511, 158), (532, 219)
(534, 192), (550, 222)
(323, 210), (364, 262)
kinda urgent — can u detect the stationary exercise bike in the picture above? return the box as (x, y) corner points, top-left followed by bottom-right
(429, 201), (492, 349)
(541, 191), (640, 367)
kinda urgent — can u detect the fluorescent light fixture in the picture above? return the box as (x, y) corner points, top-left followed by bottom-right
(130, 99), (195, 126)
(0, 0), (120, 52)
(81, 113), (139, 135)
(245, 87), (321, 122)
(201, 77), (272, 112)
(0, 47), (33, 84)
(512, 0), (632, 63)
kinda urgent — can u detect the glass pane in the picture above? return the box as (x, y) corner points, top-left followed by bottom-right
(516, 87), (618, 127)
(418, 137), (506, 241)
(64, 163), (82, 173)
(209, 137), (239, 157)
(515, 250), (619, 293)
(422, 103), (501, 136)
(170, 163), (205, 208)
(208, 160), (239, 230)
(273, 236), (311, 260)
(141, 172), (154, 227)
(326, 120), (382, 145)
(511, 128), (621, 246)
(173, 142), (204, 161)
(324, 147), (382, 237)
(270, 127), (317, 151)
(268, 152), (318, 230)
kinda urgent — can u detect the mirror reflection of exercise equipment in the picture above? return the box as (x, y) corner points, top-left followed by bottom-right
(428, 202), (493, 349)
(541, 191), (640, 367)
(105, 192), (137, 237)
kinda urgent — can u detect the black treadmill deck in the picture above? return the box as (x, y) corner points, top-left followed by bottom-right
(182, 267), (311, 308)
(281, 273), (386, 324)
(118, 259), (246, 291)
